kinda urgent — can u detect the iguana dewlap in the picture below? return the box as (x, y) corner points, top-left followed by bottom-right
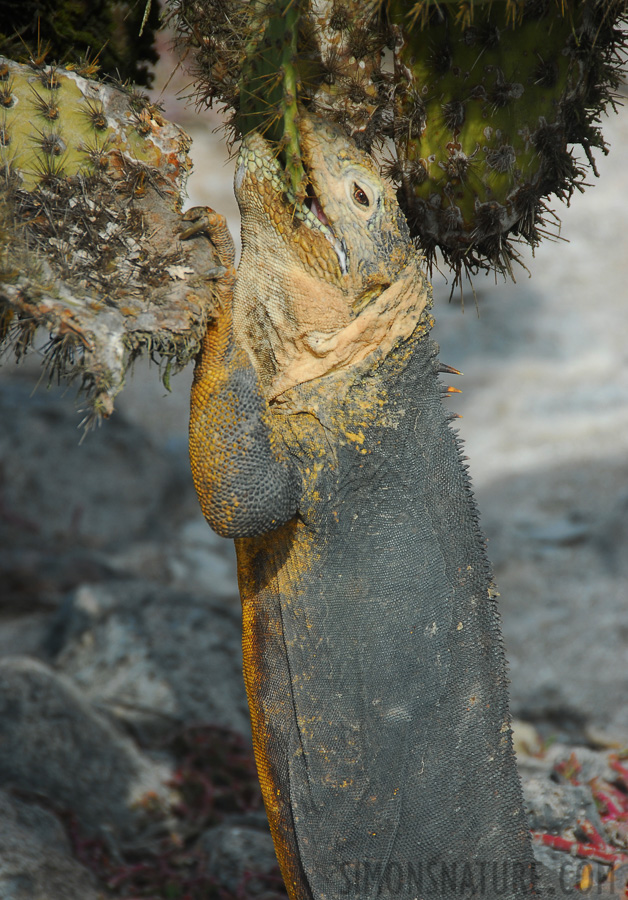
(187, 115), (537, 899)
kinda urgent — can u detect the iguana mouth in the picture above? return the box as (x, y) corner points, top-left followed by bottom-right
(236, 135), (348, 275)
(301, 169), (348, 273)
(303, 180), (329, 226)
(282, 158), (348, 273)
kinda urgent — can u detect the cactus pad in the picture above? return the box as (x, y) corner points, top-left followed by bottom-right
(388, 0), (627, 283)
(0, 57), (220, 422)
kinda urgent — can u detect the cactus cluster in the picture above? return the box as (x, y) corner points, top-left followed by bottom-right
(0, 56), (218, 422)
(172, 0), (627, 284)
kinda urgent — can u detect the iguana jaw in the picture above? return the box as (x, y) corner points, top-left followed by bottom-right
(235, 134), (348, 277)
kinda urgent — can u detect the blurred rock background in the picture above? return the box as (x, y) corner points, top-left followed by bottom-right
(0, 27), (627, 900)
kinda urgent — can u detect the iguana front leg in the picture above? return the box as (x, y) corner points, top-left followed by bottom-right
(184, 207), (299, 538)
(184, 207), (312, 897)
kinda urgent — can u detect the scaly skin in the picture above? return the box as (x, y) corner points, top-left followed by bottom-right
(187, 115), (538, 900)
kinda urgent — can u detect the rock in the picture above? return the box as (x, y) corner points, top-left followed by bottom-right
(532, 844), (585, 896)
(522, 772), (598, 895)
(542, 744), (621, 787)
(0, 372), (238, 609)
(0, 611), (53, 661)
(0, 378), (183, 551)
(0, 543), (121, 620)
(0, 789), (99, 900)
(518, 744), (628, 896)
(0, 656), (170, 839)
(479, 458), (628, 744)
(167, 516), (239, 599)
(106, 515), (239, 600)
(199, 821), (280, 896)
(49, 580), (251, 742)
(511, 720), (544, 758)
(522, 775), (604, 835)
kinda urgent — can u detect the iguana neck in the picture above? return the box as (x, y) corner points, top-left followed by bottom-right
(233, 253), (431, 402)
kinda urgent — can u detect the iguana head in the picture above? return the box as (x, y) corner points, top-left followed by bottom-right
(235, 113), (412, 306)
(233, 112), (429, 399)
(298, 115), (413, 306)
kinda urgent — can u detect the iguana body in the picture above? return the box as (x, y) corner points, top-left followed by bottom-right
(187, 116), (537, 899)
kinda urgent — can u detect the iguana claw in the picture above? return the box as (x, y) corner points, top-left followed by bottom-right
(204, 266), (228, 280)
(180, 206), (235, 270)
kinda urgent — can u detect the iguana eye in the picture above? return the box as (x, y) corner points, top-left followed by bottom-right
(352, 183), (370, 207)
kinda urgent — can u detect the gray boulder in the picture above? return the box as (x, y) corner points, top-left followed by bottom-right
(522, 774), (605, 836)
(0, 656), (170, 839)
(480, 458), (628, 745)
(199, 820), (280, 896)
(0, 379), (178, 550)
(49, 580), (251, 742)
(0, 789), (99, 900)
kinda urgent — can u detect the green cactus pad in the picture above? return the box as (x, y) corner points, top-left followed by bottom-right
(388, 0), (627, 282)
(0, 61), (182, 191)
(238, 0), (307, 198)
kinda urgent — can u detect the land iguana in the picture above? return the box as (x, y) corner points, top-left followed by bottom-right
(184, 114), (539, 899)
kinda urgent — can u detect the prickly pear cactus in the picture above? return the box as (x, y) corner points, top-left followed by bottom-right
(172, 0), (386, 164)
(172, 0), (627, 286)
(238, 1), (308, 198)
(388, 0), (627, 283)
(0, 58), (180, 190)
(0, 57), (219, 421)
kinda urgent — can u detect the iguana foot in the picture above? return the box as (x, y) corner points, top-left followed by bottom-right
(180, 206), (236, 270)
(181, 206), (236, 311)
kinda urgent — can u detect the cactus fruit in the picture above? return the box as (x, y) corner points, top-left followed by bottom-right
(173, 0), (627, 285)
(0, 57), (220, 422)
